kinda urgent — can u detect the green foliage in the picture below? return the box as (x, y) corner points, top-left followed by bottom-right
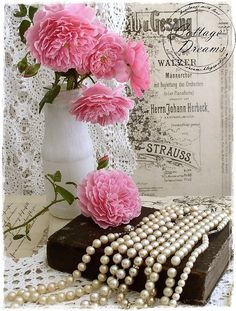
(14, 4), (27, 17)
(39, 85), (61, 113)
(28, 6), (38, 21)
(47, 171), (62, 183)
(22, 63), (40, 77)
(19, 19), (31, 43)
(55, 185), (75, 205)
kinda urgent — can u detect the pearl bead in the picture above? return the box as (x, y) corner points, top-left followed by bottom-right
(47, 294), (57, 304)
(145, 281), (155, 291)
(22, 291), (31, 301)
(113, 253), (122, 264)
(110, 265), (118, 275)
(153, 262), (162, 273)
(121, 258), (131, 269)
(98, 273), (107, 282)
(66, 291), (75, 301)
(181, 272), (188, 281)
(38, 296), (47, 304)
(139, 249), (148, 258)
(99, 297), (107, 305)
(134, 256), (143, 266)
(57, 280), (66, 289)
(92, 239), (102, 248)
(145, 256), (155, 266)
(124, 276), (133, 285)
(6, 291), (17, 301)
(184, 267), (191, 274)
(66, 276), (74, 285)
(163, 287), (173, 297)
(121, 299), (129, 308)
(178, 279), (185, 287)
(129, 267), (138, 277)
(78, 262), (86, 272)
(111, 241), (119, 250)
(165, 277), (175, 287)
(118, 244), (128, 254)
(82, 254), (91, 263)
(172, 293), (180, 301)
(117, 269), (126, 279)
(107, 233), (116, 241)
(14, 296), (24, 306)
(135, 298), (144, 308)
(37, 284), (46, 294)
(99, 265), (108, 274)
(108, 278), (119, 289)
(160, 296), (170, 305)
(86, 246), (95, 255)
(144, 267), (152, 275)
(84, 284), (93, 294)
(117, 293), (124, 302)
(99, 285), (109, 297)
(150, 272), (159, 282)
(90, 292), (99, 302)
(171, 255), (181, 266)
(100, 235), (109, 244)
(127, 248), (137, 258)
(157, 254), (167, 264)
(140, 289), (150, 300)
(169, 299), (177, 307)
(73, 270), (81, 279)
(175, 286), (183, 294)
(100, 255), (110, 265)
(75, 288), (84, 297)
(30, 292), (39, 302)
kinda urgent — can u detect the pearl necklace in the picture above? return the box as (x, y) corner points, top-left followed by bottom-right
(5, 205), (230, 308)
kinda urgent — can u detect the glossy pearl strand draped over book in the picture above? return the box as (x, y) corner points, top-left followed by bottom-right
(5, 205), (230, 308)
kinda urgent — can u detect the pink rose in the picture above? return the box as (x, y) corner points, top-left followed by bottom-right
(78, 169), (141, 229)
(116, 41), (151, 97)
(70, 83), (134, 126)
(86, 33), (127, 80)
(25, 4), (106, 73)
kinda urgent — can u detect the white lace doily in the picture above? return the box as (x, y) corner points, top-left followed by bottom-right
(3, 2), (136, 195)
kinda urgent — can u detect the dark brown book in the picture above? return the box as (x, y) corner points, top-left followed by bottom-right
(47, 207), (232, 305)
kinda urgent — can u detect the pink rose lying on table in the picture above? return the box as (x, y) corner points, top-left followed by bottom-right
(70, 83), (134, 126)
(25, 4), (106, 73)
(78, 169), (141, 229)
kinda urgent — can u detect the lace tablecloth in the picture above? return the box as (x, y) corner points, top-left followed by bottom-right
(3, 196), (233, 307)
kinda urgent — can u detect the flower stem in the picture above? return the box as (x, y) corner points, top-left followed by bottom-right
(3, 198), (65, 235)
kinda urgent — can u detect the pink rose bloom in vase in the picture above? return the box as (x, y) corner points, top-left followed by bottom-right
(70, 83), (134, 126)
(86, 33), (128, 80)
(78, 169), (141, 229)
(25, 4), (106, 73)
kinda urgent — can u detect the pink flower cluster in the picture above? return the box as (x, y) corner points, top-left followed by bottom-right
(25, 4), (150, 97)
(78, 169), (141, 229)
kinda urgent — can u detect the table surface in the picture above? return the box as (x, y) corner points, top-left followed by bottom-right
(3, 195), (233, 307)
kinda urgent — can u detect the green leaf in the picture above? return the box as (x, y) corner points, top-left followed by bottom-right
(39, 84), (61, 113)
(22, 63), (40, 77)
(17, 56), (28, 73)
(14, 4), (27, 17)
(65, 181), (77, 188)
(55, 185), (75, 205)
(97, 156), (109, 170)
(28, 6), (38, 21)
(19, 19), (31, 43)
(13, 234), (25, 240)
(47, 171), (62, 183)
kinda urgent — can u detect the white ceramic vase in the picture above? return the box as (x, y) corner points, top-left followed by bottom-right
(42, 89), (95, 219)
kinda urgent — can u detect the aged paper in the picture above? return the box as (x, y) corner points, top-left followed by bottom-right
(125, 2), (233, 196)
(3, 195), (49, 259)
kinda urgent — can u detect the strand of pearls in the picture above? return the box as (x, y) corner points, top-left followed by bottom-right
(5, 206), (230, 308)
